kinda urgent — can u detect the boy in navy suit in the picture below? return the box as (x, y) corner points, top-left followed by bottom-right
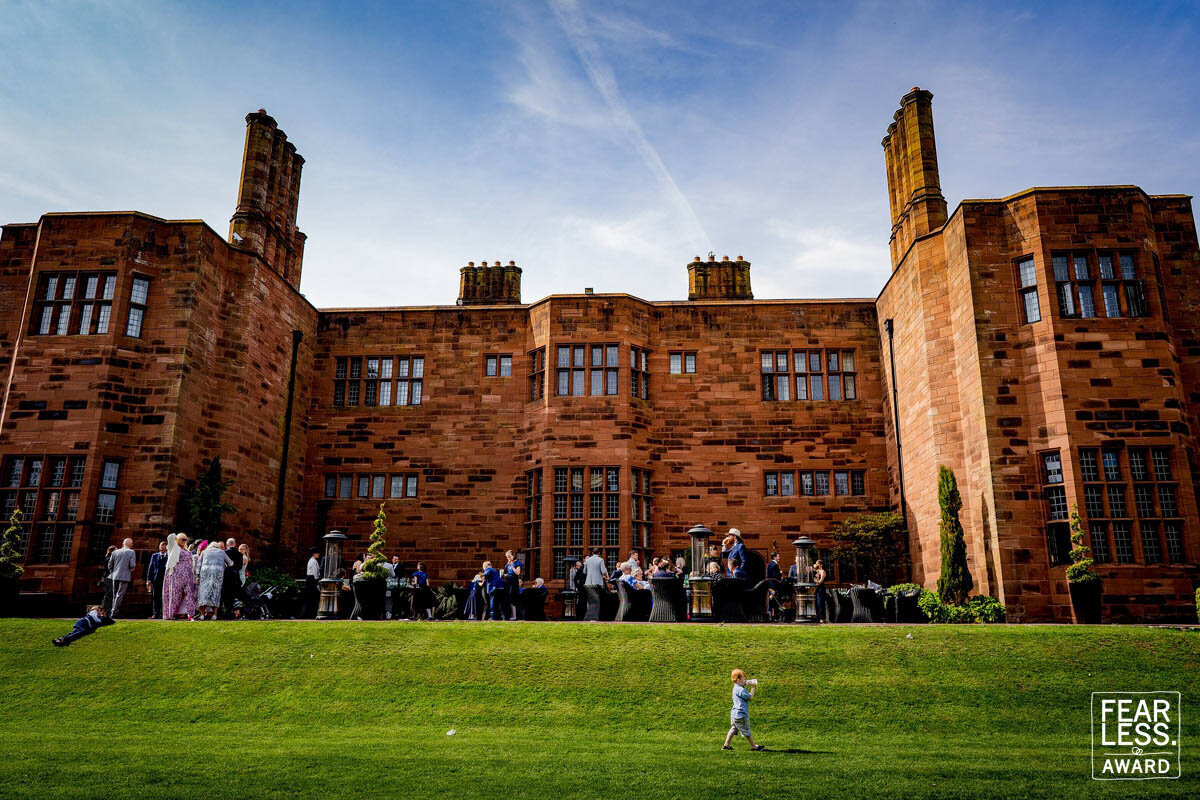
(53, 605), (114, 647)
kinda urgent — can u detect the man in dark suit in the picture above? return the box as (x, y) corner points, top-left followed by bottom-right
(766, 552), (782, 581)
(221, 537), (245, 618)
(144, 539), (168, 619)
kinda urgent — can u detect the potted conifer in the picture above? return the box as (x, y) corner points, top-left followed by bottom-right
(1066, 505), (1102, 624)
(354, 503), (389, 620)
(0, 509), (25, 617)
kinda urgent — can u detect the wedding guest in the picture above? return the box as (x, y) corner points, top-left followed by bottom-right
(652, 561), (675, 579)
(52, 605), (114, 647)
(107, 538), (137, 617)
(766, 552), (782, 581)
(144, 539), (168, 619)
(721, 530), (747, 579)
(238, 544), (250, 585)
(100, 544), (117, 613)
(196, 539), (232, 620)
(813, 559), (828, 622)
(221, 537), (244, 618)
(302, 548), (321, 618)
(722, 669), (764, 751)
(162, 533), (196, 620)
(412, 562), (434, 620)
(503, 550), (522, 620)
(482, 560), (505, 620)
(464, 572), (485, 620)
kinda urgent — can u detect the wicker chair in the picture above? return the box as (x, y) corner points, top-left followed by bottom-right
(616, 581), (652, 621)
(649, 577), (683, 622)
(712, 578), (747, 622)
(834, 588), (854, 623)
(849, 586), (882, 623)
(896, 589), (924, 623)
(522, 587), (547, 621)
(742, 580), (772, 622)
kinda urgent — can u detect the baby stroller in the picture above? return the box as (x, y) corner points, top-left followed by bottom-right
(240, 582), (276, 620)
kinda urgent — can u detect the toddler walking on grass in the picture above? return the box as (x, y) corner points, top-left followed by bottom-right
(722, 668), (764, 751)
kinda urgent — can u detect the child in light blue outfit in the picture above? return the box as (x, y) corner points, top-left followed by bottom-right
(722, 668), (764, 750)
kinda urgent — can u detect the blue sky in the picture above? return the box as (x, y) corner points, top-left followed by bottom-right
(2, 0), (1198, 307)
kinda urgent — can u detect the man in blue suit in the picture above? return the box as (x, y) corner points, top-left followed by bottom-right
(483, 560), (506, 620)
(144, 539), (168, 619)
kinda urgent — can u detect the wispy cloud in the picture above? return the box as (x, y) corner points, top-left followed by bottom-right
(545, 0), (712, 253)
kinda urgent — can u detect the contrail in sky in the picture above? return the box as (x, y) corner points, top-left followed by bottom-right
(548, 0), (713, 253)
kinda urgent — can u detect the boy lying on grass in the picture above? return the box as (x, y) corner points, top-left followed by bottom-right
(53, 605), (114, 647)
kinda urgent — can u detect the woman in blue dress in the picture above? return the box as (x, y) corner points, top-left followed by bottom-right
(503, 550), (523, 620)
(463, 571), (485, 620)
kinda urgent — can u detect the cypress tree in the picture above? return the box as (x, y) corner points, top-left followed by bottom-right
(937, 465), (973, 605)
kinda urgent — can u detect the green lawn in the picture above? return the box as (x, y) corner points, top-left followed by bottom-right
(1, 620), (1197, 799)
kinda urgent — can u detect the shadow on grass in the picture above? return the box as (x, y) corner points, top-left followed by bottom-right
(760, 748), (831, 755)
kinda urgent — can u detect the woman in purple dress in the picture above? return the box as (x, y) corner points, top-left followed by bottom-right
(162, 533), (197, 620)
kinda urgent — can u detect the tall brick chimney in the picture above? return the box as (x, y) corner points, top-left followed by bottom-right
(229, 109), (306, 288)
(687, 254), (752, 301)
(457, 260), (522, 305)
(881, 88), (947, 269)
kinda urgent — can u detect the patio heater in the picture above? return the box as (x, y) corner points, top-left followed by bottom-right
(687, 524), (714, 620)
(316, 530), (347, 620)
(792, 536), (818, 623)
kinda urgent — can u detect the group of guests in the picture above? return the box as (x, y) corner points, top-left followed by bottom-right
(302, 548), (448, 620)
(463, 550), (547, 620)
(99, 534), (252, 621)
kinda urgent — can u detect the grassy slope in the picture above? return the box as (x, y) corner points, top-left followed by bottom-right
(1, 620), (1197, 799)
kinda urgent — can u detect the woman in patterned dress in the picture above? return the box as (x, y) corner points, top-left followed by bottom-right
(196, 540), (232, 620)
(162, 533), (197, 620)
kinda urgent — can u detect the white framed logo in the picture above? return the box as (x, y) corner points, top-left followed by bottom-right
(1091, 692), (1181, 780)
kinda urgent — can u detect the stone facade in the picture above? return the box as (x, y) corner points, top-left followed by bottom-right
(1, 91), (1197, 620)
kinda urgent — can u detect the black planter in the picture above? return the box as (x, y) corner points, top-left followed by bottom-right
(1068, 580), (1103, 624)
(355, 578), (386, 620)
(0, 577), (17, 617)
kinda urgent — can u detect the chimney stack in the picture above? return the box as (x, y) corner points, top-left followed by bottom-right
(686, 255), (752, 301)
(229, 110), (307, 287)
(881, 87), (947, 269)
(458, 260), (522, 305)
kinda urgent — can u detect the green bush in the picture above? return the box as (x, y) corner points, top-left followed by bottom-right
(917, 588), (1005, 623)
(966, 595), (1007, 624)
(886, 582), (923, 595)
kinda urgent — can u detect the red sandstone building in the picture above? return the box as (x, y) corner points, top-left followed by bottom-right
(1, 91), (1197, 621)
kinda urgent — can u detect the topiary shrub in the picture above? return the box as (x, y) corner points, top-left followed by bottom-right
(887, 582), (923, 595)
(966, 594), (1006, 624)
(1065, 505), (1100, 585)
(0, 508), (24, 581)
(361, 503), (389, 581)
